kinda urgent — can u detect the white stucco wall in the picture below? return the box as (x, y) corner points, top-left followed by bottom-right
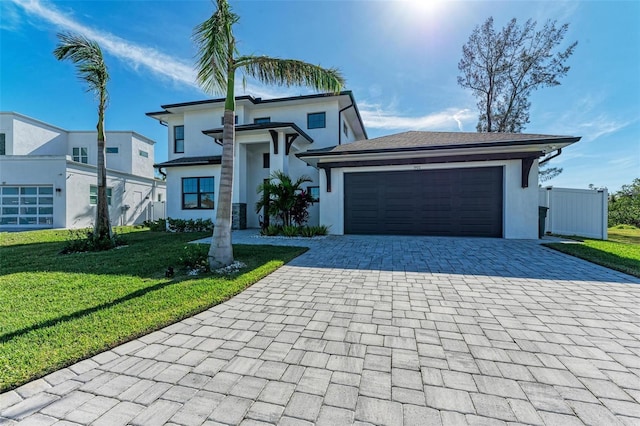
(65, 162), (166, 228)
(320, 159), (539, 239)
(1, 113), (68, 156)
(164, 165), (221, 222)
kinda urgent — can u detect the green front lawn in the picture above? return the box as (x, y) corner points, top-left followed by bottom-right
(608, 225), (640, 245)
(544, 226), (640, 278)
(0, 228), (306, 392)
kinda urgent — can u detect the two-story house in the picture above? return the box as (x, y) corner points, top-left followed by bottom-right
(149, 91), (366, 230)
(0, 112), (166, 229)
(149, 91), (580, 239)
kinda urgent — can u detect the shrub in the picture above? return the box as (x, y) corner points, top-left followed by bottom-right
(261, 225), (281, 236)
(311, 225), (329, 236)
(178, 244), (209, 272)
(143, 218), (214, 233)
(60, 228), (127, 254)
(282, 225), (299, 237)
(143, 218), (166, 231)
(299, 226), (315, 238)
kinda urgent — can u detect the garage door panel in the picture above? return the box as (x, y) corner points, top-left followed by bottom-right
(344, 167), (503, 237)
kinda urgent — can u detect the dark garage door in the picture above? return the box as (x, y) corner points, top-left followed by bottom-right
(344, 167), (503, 237)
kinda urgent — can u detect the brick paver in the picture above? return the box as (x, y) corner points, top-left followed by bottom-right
(2, 231), (640, 425)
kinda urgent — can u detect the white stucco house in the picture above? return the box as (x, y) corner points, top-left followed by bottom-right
(149, 91), (579, 239)
(0, 112), (166, 230)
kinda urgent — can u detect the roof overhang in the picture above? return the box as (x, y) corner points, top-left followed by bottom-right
(154, 155), (222, 168)
(297, 137), (579, 168)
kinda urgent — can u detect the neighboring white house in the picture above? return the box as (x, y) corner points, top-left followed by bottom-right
(0, 112), (166, 230)
(149, 91), (580, 239)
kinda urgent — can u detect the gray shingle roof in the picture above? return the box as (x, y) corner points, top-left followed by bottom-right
(299, 131), (580, 157)
(154, 156), (221, 168)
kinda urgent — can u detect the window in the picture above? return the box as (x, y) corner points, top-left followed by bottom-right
(254, 117), (271, 124)
(106, 147), (119, 154)
(174, 125), (184, 153)
(343, 122), (349, 138)
(220, 116), (239, 125)
(89, 186), (112, 205)
(262, 153), (270, 169)
(139, 150), (149, 158)
(72, 147), (88, 163)
(308, 186), (320, 202)
(157, 193), (162, 202)
(0, 133), (5, 155)
(307, 112), (326, 129)
(182, 177), (214, 209)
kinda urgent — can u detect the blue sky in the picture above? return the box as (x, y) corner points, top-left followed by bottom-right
(1, 0), (638, 192)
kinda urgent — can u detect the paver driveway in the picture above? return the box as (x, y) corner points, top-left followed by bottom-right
(2, 233), (640, 425)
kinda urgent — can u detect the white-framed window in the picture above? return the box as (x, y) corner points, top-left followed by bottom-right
(89, 186), (112, 205)
(139, 149), (149, 158)
(106, 147), (119, 154)
(72, 147), (88, 163)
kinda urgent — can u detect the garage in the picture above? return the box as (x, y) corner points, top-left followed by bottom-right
(344, 167), (503, 237)
(0, 185), (54, 227)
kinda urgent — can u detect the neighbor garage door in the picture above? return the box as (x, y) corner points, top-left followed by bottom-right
(0, 185), (54, 228)
(344, 167), (503, 237)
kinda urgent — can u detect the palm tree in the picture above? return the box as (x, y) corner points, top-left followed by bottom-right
(54, 32), (111, 240)
(256, 171), (314, 227)
(194, 0), (344, 269)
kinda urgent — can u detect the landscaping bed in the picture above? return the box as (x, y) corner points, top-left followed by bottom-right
(0, 228), (306, 391)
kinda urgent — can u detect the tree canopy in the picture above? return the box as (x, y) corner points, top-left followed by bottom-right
(458, 17), (577, 133)
(609, 178), (640, 228)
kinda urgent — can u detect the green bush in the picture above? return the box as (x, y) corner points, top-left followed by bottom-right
(178, 244), (209, 272)
(142, 218), (166, 231)
(60, 229), (127, 254)
(282, 225), (300, 237)
(311, 225), (329, 236)
(261, 225), (281, 236)
(142, 218), (214, 233)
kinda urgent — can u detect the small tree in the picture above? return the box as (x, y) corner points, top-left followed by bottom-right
(539, 165), (563, 183)
(54, 32), (112, 241)
(256, 171), (313, 227)
(458, 17), (577, 133)
(609, 178), (640, 227)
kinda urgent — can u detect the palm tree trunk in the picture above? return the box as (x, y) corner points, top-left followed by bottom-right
(208, 70), (235, 269)
(95, 100), (111, 239)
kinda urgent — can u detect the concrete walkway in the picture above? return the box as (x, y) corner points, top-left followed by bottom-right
(2, 232), (640, 425)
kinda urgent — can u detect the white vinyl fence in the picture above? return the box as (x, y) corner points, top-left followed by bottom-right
(539, 187), (608, 240)
(146, 201), (166, 222)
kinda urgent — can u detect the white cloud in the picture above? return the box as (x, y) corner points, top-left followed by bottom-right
(359, 101), (476, 132)
(10, 0), (309, 100)
(12, 0), (199, 89)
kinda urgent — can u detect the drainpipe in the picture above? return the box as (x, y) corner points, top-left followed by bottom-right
(338, 103), (353, 145)
(539, 148), (562, 165)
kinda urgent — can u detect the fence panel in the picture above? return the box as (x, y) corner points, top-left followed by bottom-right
(539, 187), (608, 240)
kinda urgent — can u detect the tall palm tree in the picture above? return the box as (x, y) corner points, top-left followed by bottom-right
(194, 0), (344, 269)
(54, 32), (111, 240)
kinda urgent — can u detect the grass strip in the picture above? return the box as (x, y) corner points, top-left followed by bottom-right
(544, 239), (640, 278)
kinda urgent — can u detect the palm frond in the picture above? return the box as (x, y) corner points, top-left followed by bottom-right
(53, 32), (109, 98)
(193, 0), (239, 95)
(236, 56), (345, 94)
